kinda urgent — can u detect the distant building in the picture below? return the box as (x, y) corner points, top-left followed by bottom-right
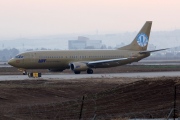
(68, 36), (102, 50)
(115, 43), (125, 49)
(147, 44), (156, 50)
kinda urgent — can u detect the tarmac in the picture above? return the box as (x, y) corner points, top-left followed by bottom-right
(0, 71), (180, 81)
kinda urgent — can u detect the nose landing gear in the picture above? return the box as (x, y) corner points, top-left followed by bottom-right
(23, 71), (27, 75)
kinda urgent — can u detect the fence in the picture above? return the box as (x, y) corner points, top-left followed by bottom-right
(3, 79), (180, 120)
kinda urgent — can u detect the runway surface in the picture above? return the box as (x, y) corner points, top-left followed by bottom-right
(0, 71), (180, 81)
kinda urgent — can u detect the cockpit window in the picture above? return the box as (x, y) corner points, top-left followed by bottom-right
(15, 55), (24, 58)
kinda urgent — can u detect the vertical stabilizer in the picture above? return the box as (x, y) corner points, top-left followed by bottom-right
(118, 21), (152, 51)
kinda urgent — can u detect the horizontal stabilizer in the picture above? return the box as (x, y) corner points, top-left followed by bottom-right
(139, 48), (169, 54)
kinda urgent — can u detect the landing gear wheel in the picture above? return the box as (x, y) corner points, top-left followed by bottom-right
(23, 71), (27, 75)
(87, 69), (93, 74)
(74, 71), (81, 74)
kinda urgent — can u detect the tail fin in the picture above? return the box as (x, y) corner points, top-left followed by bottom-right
(118, 21), (152, 51)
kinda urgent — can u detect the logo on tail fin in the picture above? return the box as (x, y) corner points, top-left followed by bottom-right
(136, 33), (148, 47)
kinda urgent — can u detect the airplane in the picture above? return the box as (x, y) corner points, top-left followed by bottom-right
(8, 21), (167, 75)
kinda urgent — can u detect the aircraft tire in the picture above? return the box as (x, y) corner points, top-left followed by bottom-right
(23, 71), (27, 75)
(87, 69), (93, 74)
(74, 71), (81, 74)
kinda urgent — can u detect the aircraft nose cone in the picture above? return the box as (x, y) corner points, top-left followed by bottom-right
(8, 59), (15, 66)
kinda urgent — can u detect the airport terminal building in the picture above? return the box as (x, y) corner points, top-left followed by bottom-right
(68, 36), (102, 50)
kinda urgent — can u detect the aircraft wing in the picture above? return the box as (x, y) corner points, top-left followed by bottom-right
(87, 58), (128, 67)
(139, 48), (169, 54)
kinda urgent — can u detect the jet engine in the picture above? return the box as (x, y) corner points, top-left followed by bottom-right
(70, 62), (89, 71)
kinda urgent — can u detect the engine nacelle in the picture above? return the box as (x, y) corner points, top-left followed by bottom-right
(48, 68), (64, 72)
(70, 62), (89, 71)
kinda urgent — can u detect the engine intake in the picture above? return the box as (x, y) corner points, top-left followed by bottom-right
(70, 62), (89, 71)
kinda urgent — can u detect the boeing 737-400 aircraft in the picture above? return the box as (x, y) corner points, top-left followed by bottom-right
(8, 21), (167, 74)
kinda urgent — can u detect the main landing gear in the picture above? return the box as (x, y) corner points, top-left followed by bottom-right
(73, 69), (93, 74)
(87, 69), (93, 74)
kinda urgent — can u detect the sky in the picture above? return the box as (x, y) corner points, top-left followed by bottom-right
(0, 0), (180, 39)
